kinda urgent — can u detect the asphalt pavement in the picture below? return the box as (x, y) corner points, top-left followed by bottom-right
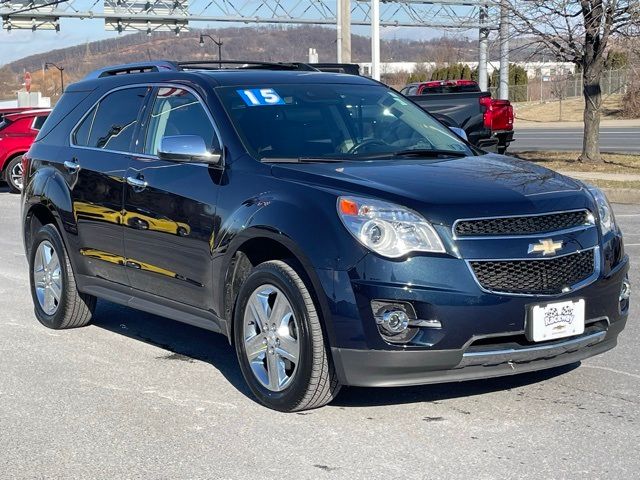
(1, 187), (639, 479)
(511, 126), (640, 153)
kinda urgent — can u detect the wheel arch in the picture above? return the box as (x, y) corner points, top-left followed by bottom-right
(23, 169), (77, 268)
(220, 229), (335, 348)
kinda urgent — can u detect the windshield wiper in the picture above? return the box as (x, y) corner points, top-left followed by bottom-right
(392, 149), (469, 158)
(261, 157), (348, 164)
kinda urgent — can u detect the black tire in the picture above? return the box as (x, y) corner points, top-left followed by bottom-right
(29, 224), (96, 329)
(234, 260), (341, 412)
(4, 155), (23, 193)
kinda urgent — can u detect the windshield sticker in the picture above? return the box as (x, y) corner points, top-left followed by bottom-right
(237, 88), (285, 107)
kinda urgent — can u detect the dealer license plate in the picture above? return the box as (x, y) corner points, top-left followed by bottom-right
(529, 299), (585, 342)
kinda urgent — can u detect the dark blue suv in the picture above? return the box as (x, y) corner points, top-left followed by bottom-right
(21, 61), (630, 411)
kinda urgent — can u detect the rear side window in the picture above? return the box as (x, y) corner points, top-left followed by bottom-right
(143, 87), (218, 156)
(35, 90), (94, 142)
(73, 87), (148, 151)
(32, 115), (48, 131)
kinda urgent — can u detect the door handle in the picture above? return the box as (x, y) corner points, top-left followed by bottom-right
(126, 175), (148, 190)
(64, 159), (80, 172)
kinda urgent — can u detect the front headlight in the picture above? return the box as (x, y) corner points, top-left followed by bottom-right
(588, 186), (616, 235)
(337, 196), (445, 258)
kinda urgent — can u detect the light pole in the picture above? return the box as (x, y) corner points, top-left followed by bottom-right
(199, 33), (223, 68)
(44, 62), (64, 95)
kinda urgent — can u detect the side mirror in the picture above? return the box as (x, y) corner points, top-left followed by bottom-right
(158, 135), (223, 166)
(449, 127), (468, 141)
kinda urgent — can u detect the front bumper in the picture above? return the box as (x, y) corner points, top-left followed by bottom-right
(332, 317), (624, 387)
(323, 245), (629, 388)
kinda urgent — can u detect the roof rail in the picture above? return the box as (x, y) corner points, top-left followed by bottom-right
(84, 61), (179, 80)
(83, 60), (319, 81)
(177, 60), (319, 72)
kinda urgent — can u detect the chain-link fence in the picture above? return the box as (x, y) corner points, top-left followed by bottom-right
(489, 69), (629, 103)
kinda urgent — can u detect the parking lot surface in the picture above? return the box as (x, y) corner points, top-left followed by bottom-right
(1, 187), (638, 479)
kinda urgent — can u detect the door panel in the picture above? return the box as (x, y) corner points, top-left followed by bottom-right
(123, 86), (222, 310)
(69, 86), (150, 285)
(124, 159), (220, 309)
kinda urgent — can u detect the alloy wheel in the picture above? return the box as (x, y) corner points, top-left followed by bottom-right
(10, 160), (23, 191)
(33, 240), (62, 315)
(243, 284), (300, 392)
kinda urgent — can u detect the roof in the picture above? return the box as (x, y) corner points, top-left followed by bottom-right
(194, 69), (377, 87)
(4, 109), (51, 121)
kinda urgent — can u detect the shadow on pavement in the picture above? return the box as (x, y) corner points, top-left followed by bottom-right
(91, 299), (253, 399)
(334, 364), (579, 408)
(91, 299), (580, 409)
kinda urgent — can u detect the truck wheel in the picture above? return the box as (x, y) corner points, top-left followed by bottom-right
(4, 155), (24, 193)
(29, 224), (96, 329)
(234, 260), (341, 412)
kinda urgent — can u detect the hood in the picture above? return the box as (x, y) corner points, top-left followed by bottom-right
(271, 154), (593, 226)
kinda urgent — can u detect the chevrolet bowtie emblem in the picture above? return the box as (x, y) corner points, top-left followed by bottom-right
(528, 239), (563, 256)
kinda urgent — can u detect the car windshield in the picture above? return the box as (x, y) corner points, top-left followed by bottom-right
(216, 84), (475, 161)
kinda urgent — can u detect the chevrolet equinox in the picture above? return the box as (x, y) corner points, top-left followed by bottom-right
(21, 61), (630, 411)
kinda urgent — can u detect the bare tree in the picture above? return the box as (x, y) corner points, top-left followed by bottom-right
(505, 0), (639, 163)
(549, 73), (572, 120)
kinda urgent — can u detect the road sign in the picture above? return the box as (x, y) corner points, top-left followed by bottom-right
(24, 72), (31, 93)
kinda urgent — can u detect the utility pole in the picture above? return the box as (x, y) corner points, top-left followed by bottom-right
(478, 3), (489, 92)
(44, 62), (64, 94)
(498, 0), (510, 100)
(371, 0), (380, 81)
(337, 0), (352, 63)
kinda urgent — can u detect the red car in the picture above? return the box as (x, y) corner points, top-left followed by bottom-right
(0, 109), (50, 193)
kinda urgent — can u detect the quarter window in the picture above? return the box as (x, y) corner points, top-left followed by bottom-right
(144, 87), (218, 156)
(73, 87), (148, 151)
(32, 115), (48, 131)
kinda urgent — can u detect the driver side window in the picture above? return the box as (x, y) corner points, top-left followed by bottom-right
(144, 87), (219, 156)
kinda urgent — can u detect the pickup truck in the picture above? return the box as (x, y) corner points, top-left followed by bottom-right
(400, 80), (514, 153)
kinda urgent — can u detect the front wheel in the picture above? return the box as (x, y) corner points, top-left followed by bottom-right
(4, 155), (24, 193)
(234, 260), (341, 412)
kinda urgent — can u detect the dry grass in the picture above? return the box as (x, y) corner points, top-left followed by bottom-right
(514, 94), (625, 123)
(513, 151), (640, 174)
(586, 179), (640, 190)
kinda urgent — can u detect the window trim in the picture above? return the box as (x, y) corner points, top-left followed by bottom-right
(69, 83), (223, 160)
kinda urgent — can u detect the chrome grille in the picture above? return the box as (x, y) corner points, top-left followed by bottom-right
(469, 249), (596, 295)
(454, 210), (591, 237)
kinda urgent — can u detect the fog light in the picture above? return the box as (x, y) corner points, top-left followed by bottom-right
(620, 278), (631, 301)
(380, 310), (409, 334)
(371, 300), (423, 344)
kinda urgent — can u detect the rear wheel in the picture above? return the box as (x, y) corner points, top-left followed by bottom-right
(234, 260), (340, 412)
(29, 224), (96, 329)
(4, 155), (24, 193)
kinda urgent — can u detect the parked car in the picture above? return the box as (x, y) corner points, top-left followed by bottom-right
(22, 61), (629, 412)
(1, 109), (50, 192)
(400, 80), (514, 153)
(0, 106), (32, 123)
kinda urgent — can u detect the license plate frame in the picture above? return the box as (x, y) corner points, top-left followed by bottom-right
(527, 299), (586, 342)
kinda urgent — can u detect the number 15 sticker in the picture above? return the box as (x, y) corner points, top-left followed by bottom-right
(237, 88), (285, 106)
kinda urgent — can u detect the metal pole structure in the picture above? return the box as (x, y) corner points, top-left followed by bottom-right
(337, 0), (352, 63)
(478, 3), (489, 92)
(371, 0), (381, 81)
(337, 0), (343, 62)
(498, 0), (509, 100)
